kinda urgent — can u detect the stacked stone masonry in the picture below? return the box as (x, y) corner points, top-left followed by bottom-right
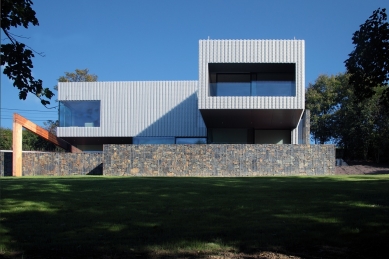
(1, 144), (335, 177)
(103, 144), (335, 176)
(0, 152), (103, 176)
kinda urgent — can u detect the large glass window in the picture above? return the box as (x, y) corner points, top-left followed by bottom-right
(253, 81), (295, 96)
(59, 101), (100, 127)
(209, 63), (296, 97)
(210, 74), (251, 96)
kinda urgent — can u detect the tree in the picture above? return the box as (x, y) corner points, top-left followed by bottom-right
(1, 0), (54, 105)
(53, 68), (98, 93)
(43, 120), (59, 135)
(0, 128), (12, 150)
(0, 126), (65, 151)
(58, 68), (98, 83)
(22, 129), (63, 151)
(305, 74), (345, 144)
(306, 73), (389, 162)
(345, 8), (389, 106)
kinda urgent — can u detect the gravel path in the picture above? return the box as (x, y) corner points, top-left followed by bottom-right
(335, 161), (389, 175)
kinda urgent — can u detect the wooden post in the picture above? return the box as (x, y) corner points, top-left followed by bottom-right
(12, 118), (23, 177)
(13, 113), (82, 153)
(12, 113), (82, 177)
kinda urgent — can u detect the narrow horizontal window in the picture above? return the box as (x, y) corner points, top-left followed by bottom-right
(176, 138), (207, 144)
(133, 137), (175, 144)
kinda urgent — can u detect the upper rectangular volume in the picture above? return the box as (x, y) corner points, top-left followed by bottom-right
(198, 40), (305, 110)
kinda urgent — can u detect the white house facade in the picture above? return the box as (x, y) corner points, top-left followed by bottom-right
(57, 39), (308, 151)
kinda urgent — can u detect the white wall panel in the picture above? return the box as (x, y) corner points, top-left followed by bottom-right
(57, 81), (206, 138)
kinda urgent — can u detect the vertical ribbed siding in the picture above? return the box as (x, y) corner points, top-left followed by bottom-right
(57, 81), (206, 138)
(198, 40), (305, 110)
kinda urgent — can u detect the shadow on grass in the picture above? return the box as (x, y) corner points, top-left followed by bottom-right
(364, 170), (389, 175)
(1, 176), (389, 258)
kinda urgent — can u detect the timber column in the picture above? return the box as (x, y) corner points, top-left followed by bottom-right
(12, 117), (23, 177)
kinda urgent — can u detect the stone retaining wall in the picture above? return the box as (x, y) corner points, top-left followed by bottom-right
(1, 144), (335, 177)
(103, 144), (335, 176)
(0, 152), (103, 176)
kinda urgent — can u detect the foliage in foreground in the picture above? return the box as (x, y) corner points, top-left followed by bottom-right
(1, 176), (388, 258)
(1, 0), (54, 105)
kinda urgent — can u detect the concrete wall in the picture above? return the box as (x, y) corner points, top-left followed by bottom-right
(103, 144), (335, 176)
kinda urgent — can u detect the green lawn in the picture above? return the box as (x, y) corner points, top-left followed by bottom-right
(1, 176), (389, 258)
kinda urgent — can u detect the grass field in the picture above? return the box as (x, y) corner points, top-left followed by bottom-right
(1, 176), (389, 258)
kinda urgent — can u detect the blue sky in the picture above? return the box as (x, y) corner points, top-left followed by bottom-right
(1, 0), (387, 129)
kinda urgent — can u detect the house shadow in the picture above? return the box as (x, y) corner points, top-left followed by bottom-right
(1, 152), (13, 176)
(364, 170), (389, 175)
(136, 92), (206, 137)
(87, 163), (103, 175)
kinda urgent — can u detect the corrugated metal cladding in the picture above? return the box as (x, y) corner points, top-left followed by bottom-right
(198, 40), (305, 110)
(57, 81), (206, 137)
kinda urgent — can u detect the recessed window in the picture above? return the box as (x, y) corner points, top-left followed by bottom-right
(209, 63), (296, 97)
(255, 130), (291, 144)
(59, 101), (100, 127)
(209, 128), (248, 144)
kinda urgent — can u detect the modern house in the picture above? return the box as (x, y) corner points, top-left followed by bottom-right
(57, 39), (308, 151)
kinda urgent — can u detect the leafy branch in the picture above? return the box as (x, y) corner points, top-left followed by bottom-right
(0, 0), (54, 106)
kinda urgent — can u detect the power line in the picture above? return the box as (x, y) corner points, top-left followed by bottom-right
(1, 114), (57, 117)
(1, 117), (56, 121)
(0, 108), (57, 112)
(1, 114), (57, 118)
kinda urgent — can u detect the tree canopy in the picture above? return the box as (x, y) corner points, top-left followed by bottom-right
(1, 0), (54, 105)
(53, 68), (98, 96)
(305, 74), (345, 144)
(54, 68), (98, 92)
(345, 8), (389, 106)
(307, 8), (389, 162)
(306, 73), (389, 162)
(58, 68), (98, 83)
